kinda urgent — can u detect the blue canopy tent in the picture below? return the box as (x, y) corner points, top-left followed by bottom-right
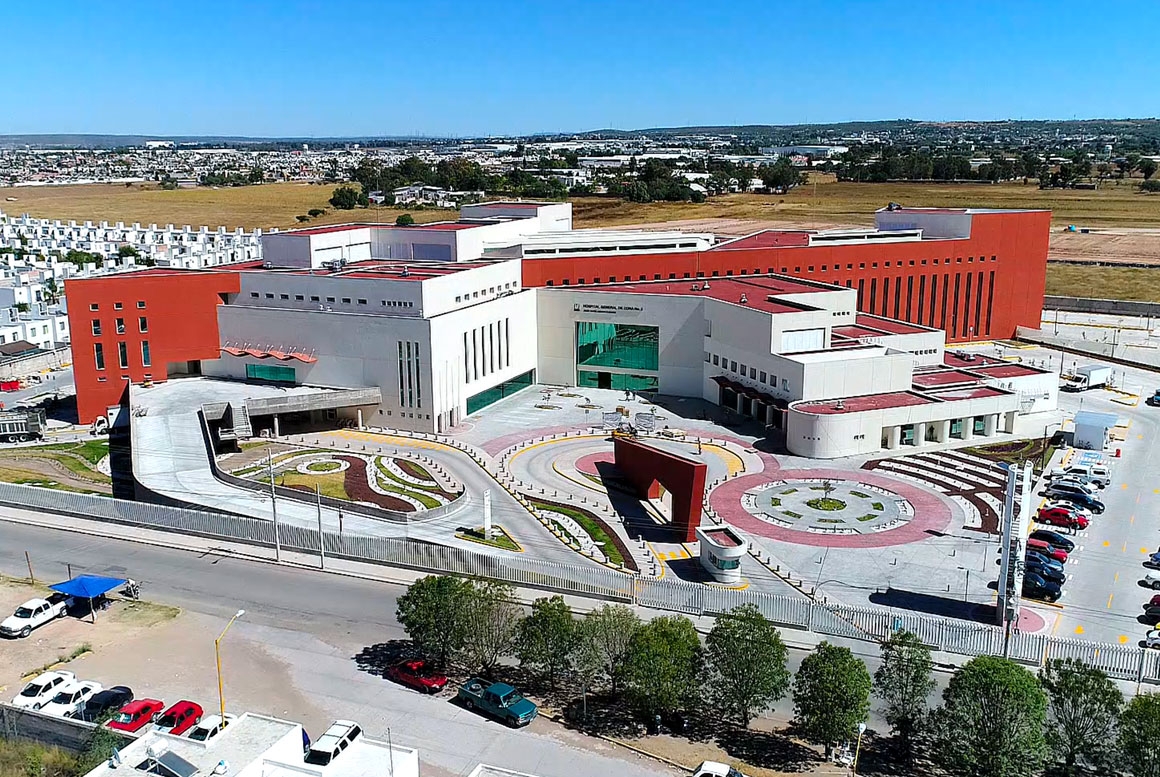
(50, 575), (127, 623)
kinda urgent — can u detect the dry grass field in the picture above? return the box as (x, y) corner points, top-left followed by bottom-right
(1045, 264), (1160, 303)
(0, 182), (454, 230)
(572, 181), (1160, 230)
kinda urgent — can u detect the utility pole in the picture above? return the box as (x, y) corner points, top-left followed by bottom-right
(267, 453), (281, 562)
(316, 485), (325, 569)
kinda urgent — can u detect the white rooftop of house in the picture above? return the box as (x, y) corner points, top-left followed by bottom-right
(86, 713), (301, 777)
(262, 735), (418, 777)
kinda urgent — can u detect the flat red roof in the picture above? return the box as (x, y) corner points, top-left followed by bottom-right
(713, 231), (811, 250)
(855, 314), (931, 335)
(943, 351), (1001, 369)
(577, 278), (811, 315)
(927, 386), (1009, 400)
(833, 325), (887, 338)
(912, 370), (981, 388)
(969, 363), (1046, 379)
(794, 392), (935, 415)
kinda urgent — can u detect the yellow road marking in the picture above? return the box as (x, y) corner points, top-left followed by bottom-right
(1124, 483), (1130, 490)
(1075, 625), (1085, 635)
(1103, 540), (1111, 547)
(1123, 542), (1128, 553)
(1132, 515), (1137, 525)
(1120, 635), (1130, 645)
(1115, 572), (1120, 583)
(1107, 593), (1115, 609)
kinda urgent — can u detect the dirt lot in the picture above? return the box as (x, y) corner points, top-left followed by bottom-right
(1049, 227), (1160, 265)
(0, 578), (321, 730)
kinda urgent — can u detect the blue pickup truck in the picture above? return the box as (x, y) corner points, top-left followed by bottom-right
(456, 679), (537, 727)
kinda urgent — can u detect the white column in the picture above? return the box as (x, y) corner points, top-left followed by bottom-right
(357, 408), (364, 430)
(273, 415), (280, 438)
(983, 413), (998, 437)
(885, 426), (901, 449)
(934, 419), (950, 443)
(960, 417), (974, 441)
(1002, 411), (1017, 434)
(913, 422), (927, 446)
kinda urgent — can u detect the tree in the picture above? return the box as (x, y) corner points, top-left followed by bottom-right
(395, 214), (415, 226)
(117, 244), (139, 258)
(705, 604), (790, 728)
(873, 630), (934, 759)
(307, 208), (326, 217)
(1142, 179), (1160, 193)
(517, 596), (577, 690)
(1142, 158), (1159, 180)
(575, 604), (640, 696)
(329, 185), (362, 209)
(1040, 658), (1121, 775)
(1118, 692), (1160, 777)
(395, 574), (474, 670)
(625, 615), (702, 718)
(792, 642), (872, 755)
(461, 581), (521, 677)
(929, 656), (1047, 777)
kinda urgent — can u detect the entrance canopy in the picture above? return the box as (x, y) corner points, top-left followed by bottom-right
(50, 574), (126, 599)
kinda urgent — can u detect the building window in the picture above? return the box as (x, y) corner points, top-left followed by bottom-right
(760, 371), (767, 383)
(456, 296), (462, 303)
(712, 355), (719, 366)
(730, 361), (737, 372)
(704, 352), (710, 363)
(91, 319), (101, 336)
(357, 298), (367, 305)
(250, 292), (259, 298)
(115, 318), (125, 334)
(114, 302), (123, 310)
(310, 296), (320, 302)
(117, 342), (128, 369)
(141, 341), (151, 367)
(139, 317), (148, 333)
(326, 297), (335, 303)
(246, 363), (296, 383)
(342, 298), (351, 304)
(575, 322), (660, 377)
(295, 294), (304, 301)
(89, 303), (99, 311)
(265, 293), (274, 299)
(279, 293), (289, 300)
(750, 367), (757, 379)
(137, 301), (146, 309)
(94, 343), (105, 370)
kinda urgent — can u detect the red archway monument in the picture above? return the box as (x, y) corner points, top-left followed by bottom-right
(613, 436), (707, 542)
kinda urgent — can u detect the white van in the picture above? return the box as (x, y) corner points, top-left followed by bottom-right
(1050, 462), (1111, 488)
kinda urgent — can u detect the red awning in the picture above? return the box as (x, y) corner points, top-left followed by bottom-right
(221, 347), (317, 363)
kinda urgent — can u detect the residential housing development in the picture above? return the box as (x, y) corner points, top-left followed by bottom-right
(65, 201), (1054, 457)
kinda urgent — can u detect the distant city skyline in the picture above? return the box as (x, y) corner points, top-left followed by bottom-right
(9, 0), (1158, 137)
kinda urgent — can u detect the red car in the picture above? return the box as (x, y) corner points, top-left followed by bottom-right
(385, 659), (448, 694)
(108, 699), (165, 732)
(1037, 507), (1089, 531)
(153, 701), (203, 736)
(1026, 538), (1068, 563)
(1148, 595), (1160, 609)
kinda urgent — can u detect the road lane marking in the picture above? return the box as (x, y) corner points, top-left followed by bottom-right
(1103, 540), (1111, 547)
(1132, 515), (1137, 525)
(1120, 635), (1130, 644)
(1107, 593), (1115, 608)
(1075, 625), (1085, 635)
(1124, 483), (1130, 490)
(1124, 542), (1129, 553)
(1115, 572), (1120, 583)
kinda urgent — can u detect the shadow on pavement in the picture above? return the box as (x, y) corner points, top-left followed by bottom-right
(869, 587), (1000, 624)
(353, 640), (416, 677)
(715, 726), (822, 773)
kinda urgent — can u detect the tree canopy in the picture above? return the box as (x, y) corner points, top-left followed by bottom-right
(625, 615), (702, 717)
(1040, 658), (1122, 774)
(1119, 692), (1160, 777)
(792, 642), (872, 753)
(704, 604), (790, 728)
(873, 629), (935, 758)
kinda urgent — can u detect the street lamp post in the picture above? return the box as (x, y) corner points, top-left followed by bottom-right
(852, 722), (867, 776)
(215, 609), (245, 723)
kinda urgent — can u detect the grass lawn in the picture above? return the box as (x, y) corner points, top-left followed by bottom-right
(32, 440), (109, 465)
(3, 182), (457, 231)
(273, 470), (349, 500)
(530, 498), (625, 567)
(0, 451), (110, 485)
(1045, 264), (1160, 303)
(572, 181), (1160, 230)
(966, 438), (1058, 469)
(373, 458), (442, 508)
(456, 525), (522, 552)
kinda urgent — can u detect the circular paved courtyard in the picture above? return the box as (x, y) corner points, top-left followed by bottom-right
(742, 478), (913, 535)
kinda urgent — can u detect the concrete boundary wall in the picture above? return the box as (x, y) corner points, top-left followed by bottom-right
(0, 703), (132, 753)
(0, 347), (71, 381)
(1044, 296), (1160, 318)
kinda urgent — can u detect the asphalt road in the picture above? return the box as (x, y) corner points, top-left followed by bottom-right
(0, 519), (949, 775)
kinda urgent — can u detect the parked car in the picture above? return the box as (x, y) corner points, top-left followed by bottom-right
(1037, 507), (1089, 531)
(385, 660), (448, 694)
(1147, 630), (1160, 649)
(1, 593), (72, 638)
(1148, 595), (1160, 609)
(1149, 389), (1160, 407)
(1044, 486), (1105, 514)
(1041, 500), (1093, 521)
(1029, 529), (1076, 553)
(1046, 475), (1100, 495)
(153, 701), (203, 736)
(1026, 549), (1065, 575)
(1027, 538), (1068, 563)
(1025, 558), (1066, 585)
(39, 681), (102, 718)
(456, 679), (537, 727)
(1146, 571), (1160, 591)
(1023, 572), (1062, 602)
(692, 763), (747, 777)
(11, 671), (75, 710)
(1148, 551), (1160, 568)
(74, 686), (134, 722)
(108, 699), (165, 732)
(187, 714), (236, 742)
(1143, 606), (1160, 624)
(305, 721), (363, 766)
(1050, 462), (1112, 487)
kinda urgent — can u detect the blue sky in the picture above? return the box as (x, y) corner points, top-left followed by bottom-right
(7, 0), (1157, 137)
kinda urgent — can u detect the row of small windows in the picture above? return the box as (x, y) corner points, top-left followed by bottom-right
(88, 301), (146, 312)
(94, 340), (150, 370)
(91, 317), (147, 336)
(247, 291), (414, 309)
(455, 281), (519, 304)
(706, 352), (789, 392)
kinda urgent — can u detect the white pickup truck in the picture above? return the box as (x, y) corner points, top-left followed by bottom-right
(0, 593), (73, 638)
